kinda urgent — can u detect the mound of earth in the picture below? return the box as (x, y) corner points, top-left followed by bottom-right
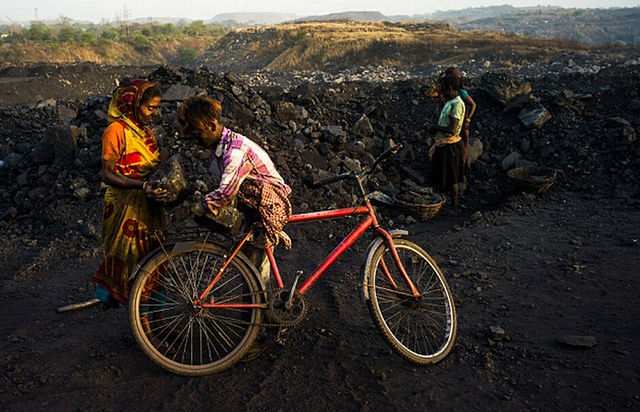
(0, 63), (158, 108)
(192, 20), (606, 74)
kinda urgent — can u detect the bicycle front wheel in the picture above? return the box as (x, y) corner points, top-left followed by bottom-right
(365, 238), (456, 365)
(129, 241), (263, 376)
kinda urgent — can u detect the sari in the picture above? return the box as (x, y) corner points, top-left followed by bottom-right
(92, 80), (167, 306)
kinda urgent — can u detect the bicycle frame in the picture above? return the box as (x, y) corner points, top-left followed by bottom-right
(131, 144), (456, 374)
(196, 197), (420, 309)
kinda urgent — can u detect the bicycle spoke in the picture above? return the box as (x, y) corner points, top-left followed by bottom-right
(373, 285), (418, 298)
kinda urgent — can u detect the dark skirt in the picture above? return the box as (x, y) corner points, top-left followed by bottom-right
(428, 140), (465, 192)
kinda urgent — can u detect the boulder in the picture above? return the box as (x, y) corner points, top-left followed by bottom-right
(467, 138), (484, 166)
(481, 72), (532, 105)
(502, 151), (522, 170)
(519, 105), (551, 129)
(163, 83), (198, 101)
(47, 125), (76, 164)
(350, 114), (374, 137)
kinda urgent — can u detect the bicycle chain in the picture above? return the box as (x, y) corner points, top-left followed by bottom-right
(199, 288), (306, 328)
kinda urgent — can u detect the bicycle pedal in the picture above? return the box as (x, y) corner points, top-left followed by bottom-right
(276, 327), (289, 345)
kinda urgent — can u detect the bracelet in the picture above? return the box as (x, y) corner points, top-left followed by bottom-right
(465, 118), (471, 123)
(143, 181), (149, 191)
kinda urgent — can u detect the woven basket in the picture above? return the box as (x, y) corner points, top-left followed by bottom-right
(507, 166), (557, 195)
(395, 194), (445, 219)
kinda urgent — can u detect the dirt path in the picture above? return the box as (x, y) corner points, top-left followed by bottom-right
(1, 189), (638, 412)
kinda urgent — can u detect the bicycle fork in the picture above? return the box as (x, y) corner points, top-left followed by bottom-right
(362, 228), (421, 301)
(376, 229), (420, 298)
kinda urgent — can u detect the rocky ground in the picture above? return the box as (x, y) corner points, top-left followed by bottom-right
(0, 58), (639, 412)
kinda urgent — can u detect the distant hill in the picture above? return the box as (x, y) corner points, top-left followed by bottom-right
(207, 6), (640, 46)
(131, 17), (199, 25)
(210, 13), (298, 25)
(3, 6), (639, 46)
(420, 4), (522, 22)
(295, 11), (387, 22)
(2, 5), (638, 69)
(457, 7), (640, 46)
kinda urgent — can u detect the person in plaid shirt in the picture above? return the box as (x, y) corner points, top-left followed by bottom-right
(178, 95), (292, 282)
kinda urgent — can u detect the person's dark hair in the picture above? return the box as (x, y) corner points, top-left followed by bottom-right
(440, 74), (461, 92)
(443, 66), (465, 89)
(444, 66), (459, 77)
(178, 95), (222, 137)
(140, 84), (162, 105)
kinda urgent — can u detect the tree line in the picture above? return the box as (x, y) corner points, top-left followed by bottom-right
(2, 20), (227, 44)
(0, 20), (230, 65)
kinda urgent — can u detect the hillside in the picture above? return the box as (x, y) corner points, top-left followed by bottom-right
(295, 11), (387, 22)
(458, 7), (640, 46)
(2, 7), (639, 69)
(192, 20), (618, 74)
(207, 6), (640, 47)
(0, 37), (216, 67)
(211, 12), (298, 25)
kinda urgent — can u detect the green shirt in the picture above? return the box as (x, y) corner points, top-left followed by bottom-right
(435, 96), (465, 140)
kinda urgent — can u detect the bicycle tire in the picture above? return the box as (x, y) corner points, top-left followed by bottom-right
(365, 238), (457, 365)
(129, 241), (263, 376)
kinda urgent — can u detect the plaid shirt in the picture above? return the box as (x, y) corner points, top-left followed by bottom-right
(203, 127), (291, 208)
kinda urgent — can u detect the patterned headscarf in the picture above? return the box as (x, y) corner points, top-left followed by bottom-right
(107, 79), (157, 126)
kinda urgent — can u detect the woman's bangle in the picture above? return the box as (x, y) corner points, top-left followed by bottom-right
(143, 181), (149, 191)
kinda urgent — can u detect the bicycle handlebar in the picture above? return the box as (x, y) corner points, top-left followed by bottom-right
(308, 173), (352, 188)
(369, 143), (402, 173)
(308, 143), (402, 188)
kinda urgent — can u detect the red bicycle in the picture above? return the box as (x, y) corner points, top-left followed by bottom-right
(129, 144), (457, 376)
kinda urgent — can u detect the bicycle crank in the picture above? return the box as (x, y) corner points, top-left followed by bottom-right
(268, 288), (307, 326)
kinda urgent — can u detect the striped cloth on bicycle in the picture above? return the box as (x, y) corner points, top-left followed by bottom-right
(237, 178), (292, 249)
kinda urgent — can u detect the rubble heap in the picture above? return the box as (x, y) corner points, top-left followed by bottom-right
(0, 62), (638, 243)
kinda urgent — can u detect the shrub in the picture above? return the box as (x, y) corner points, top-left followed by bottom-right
(101, 28), (122, 42)
(177, 47), (197, 65)
(28, 22), (52, 42)
(159, 23), (178, 37)
(130, 32), (154, 52)
(57, 26), (77, 43)
(78, 31), (97, 45)
(185, 20), (206, 36)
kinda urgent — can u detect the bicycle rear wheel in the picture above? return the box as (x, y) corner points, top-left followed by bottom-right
(365, 238), (456, 365)
(129, 241), (263, 376)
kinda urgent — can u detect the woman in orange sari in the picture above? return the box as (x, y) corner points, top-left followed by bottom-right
(92, 79), (168, 309)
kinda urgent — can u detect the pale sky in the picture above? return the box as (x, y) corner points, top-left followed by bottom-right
(2, 0), (639, 23)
